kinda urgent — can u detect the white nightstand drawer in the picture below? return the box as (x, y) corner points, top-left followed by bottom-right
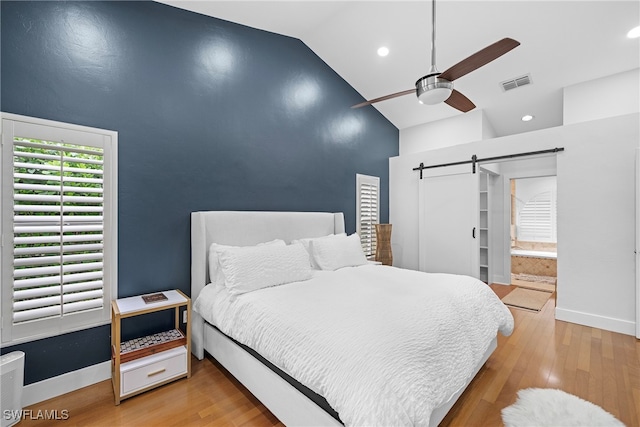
(120, 346), (187, 395)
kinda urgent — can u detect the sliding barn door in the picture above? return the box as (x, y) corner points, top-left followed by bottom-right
(418, 168), (480, 278)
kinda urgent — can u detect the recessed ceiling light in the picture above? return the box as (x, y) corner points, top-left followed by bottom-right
(377, 46), (389, 57)
(521, 114), (534, 122)
(627, 25), (640, 39)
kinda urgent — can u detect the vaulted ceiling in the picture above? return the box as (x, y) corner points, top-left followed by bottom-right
(158, 1), (640, 137)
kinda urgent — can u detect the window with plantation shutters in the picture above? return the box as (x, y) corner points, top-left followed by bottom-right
(1, 114), (117, 345)
(517, 191), (556, 242)
(356, 174), (380, 259)
(515, 176), (557, 244)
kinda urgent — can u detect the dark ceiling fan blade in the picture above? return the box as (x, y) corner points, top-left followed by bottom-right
(444, 89), (475, 112)
(439, 38), (520, 82)
(351, 88), (415, 108)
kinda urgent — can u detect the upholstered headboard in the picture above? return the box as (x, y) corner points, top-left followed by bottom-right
(190, 211), (345, 359)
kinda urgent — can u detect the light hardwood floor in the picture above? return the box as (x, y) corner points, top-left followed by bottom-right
(19, 285), (640, 426)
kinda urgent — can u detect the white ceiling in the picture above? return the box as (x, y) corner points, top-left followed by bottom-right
(157, 0), (640, 137)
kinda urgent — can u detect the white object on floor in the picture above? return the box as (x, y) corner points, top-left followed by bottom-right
(501, 388), (625, 427)
(1, 351), (25, 427)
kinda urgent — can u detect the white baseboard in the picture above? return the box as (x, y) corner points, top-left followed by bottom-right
(491, 281), (511, 286)
(23, 361), (111, 407)
(555, 307), (636, 336)
(491, 274), (510, 285)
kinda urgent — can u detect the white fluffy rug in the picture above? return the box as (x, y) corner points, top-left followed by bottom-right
(501, 388), (625, 427)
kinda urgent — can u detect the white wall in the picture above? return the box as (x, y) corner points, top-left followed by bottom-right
(399, 110), (496, 155)
(555, 115), (637, 334)
(389, 113), (639, 335)
(482, 112), (497, 140)
(563, 68), (640, 125)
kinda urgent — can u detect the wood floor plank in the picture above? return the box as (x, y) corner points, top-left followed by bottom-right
(589, 339), (604, 407)
(632, 387), (640, 427)
(19, 284), (639, 427)
(601, 329), (615, 361)
(577, 325), (592, 370)
(602, 354), (621, 420)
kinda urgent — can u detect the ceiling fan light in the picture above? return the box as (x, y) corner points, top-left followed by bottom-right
(416, 75), (453, 105)
(418, 87), (453, 104)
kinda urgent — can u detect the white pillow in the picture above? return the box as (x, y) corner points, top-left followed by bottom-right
(217, 242), (313, 295)
(291, 233), (346, 269)
(208, 239), (285, 285)
(310, 233), (368, 271)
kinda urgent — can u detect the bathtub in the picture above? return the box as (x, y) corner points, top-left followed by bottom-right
(511, 249), (557, 276)
(510, 249), (557, 259)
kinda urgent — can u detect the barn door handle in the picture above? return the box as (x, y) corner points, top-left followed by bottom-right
(472, 227), (476, 238)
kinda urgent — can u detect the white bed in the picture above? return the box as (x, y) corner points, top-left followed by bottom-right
(191, 211), (513, 426)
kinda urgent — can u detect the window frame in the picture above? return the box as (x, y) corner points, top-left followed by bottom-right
(1, 113), (118, 346)
(356, 173), (380, 259)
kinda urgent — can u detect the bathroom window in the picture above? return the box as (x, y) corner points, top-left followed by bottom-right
(513, 176), (557, 243)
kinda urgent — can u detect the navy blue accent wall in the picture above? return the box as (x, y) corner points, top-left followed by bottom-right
(0, 1), (398, 384)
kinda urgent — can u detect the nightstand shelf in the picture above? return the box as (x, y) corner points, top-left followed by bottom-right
(111, 289), (191, 404)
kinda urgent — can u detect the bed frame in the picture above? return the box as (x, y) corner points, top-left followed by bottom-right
(190, 210), (497, 426)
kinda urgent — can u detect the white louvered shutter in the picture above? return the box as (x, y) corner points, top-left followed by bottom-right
(356, 174), (380, 259)
(517, 191), (556, 242)
(1, 114), (117, 344)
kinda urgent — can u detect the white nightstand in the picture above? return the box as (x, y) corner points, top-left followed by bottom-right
(111, 289), (191, 404)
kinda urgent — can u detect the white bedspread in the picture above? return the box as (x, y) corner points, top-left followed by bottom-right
(194, 265), (514, 426)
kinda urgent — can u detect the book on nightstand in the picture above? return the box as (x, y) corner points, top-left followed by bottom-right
(141, 292), (168, 304)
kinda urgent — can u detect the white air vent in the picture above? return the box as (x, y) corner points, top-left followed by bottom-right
(500, 74), (532, 92)
(1, 351), (25, 427)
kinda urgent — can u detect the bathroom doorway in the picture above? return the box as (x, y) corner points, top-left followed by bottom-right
(510, 176), (558, 293)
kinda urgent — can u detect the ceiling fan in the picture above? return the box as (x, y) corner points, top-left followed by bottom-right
(352, 0), (520, 112)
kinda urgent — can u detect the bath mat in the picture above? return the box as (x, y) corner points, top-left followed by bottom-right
(501, 388), (624, 427)
(511, 273), (556, 293)
(501, 287), (552, 312)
